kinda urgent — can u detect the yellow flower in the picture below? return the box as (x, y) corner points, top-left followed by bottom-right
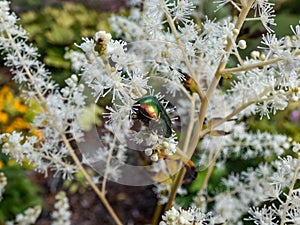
(2, 86), (13, 102)
(0, 98), (3, 111)
(1, 86), (10, 95)
(0, 160), (3, 169)
(0, 111), (8, 123)
(3, 117), (30, 133)
(13, 99), (27, 113)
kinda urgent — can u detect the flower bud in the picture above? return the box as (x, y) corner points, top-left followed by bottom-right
(71, 74), (78, 83)
(250, 50), (260, 59)
(238, 40), (247, 49)
(259, 53), (266, 61)
(232, 28), (239, 36)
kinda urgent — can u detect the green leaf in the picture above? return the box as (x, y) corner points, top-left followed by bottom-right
(0, 166), (42, 223)
(188, 171), (206, 193)
(44, 48), (70, 69)
(45, 25), (75, 45)
(274, 13), (300, 37)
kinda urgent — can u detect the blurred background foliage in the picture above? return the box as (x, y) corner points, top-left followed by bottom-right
(0, 164), (42, 223)
(17, 2), (111, 86)
(0, 0), (300, 223)
(0, 85), (42, 223)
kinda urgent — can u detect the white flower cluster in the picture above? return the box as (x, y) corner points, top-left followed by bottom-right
(246, 154), (300, 225)
(81, 133), (127, 181)
(145, 137), (177, 162)
(215, 0), (276, 32)
(228, 29), (300, 119)
(74, 28), (181, 171)
(72, 0), (300, 216)
(194, 154), (300, 224)
(0, 132), (77, 178)
(159, 206), (223, 225)
(110, 0), (231, 74)
(200, 122), (291, 167)
(5, 206), (41, 225)
(51, 191), (72, 225)
(0, 0), (85, 179)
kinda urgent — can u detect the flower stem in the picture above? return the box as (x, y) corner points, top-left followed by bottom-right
(61, 133), (123, 225)
(206, 0), (255, 102)
(163, 0), (256, 214)
(196, 148), (221, 201)
(102, 136), (117, 193)
(221, 57), (282, 74)
(164, 6), (205, 102)
(279, 155), (300, 225)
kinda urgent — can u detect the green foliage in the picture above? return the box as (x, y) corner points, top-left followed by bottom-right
(20, 2), (110, 85)
(0, 166), (42, 223)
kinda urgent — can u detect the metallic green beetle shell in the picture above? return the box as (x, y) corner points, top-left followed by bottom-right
(132, 96), (172, 138)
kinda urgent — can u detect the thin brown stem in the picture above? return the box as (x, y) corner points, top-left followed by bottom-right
(162, 0), (256, 214)
(102, 136), (117, 193)
(279, 154), (300, 225)
(61, 133), (123, 225)
(206, 0), (255, 101)
(199, 99), (256, 137)
(221, 49), (300, 74)
(164, 8), (206, 102)
(196, 148), (221, 201)
(160, 95), (196, 212)
(182, 95), (196, 154)
(199, 86), (272, 137)
(165, 167), (187, 211)
(221, 57), (282, 74)
(152, 203), (164, 225)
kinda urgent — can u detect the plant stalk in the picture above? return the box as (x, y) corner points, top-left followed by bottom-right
(163, 0), (256, 215)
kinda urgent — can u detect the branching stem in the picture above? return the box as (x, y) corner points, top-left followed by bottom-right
(279, 154), (300, 225)
(164, 7), (206, 102)
(162, 0), (256, 214)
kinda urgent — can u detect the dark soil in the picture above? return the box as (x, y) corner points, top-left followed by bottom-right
(30, 171), (157, 225)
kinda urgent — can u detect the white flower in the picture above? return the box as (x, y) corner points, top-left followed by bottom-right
(64, 50), (87, 72)
(6, 206), (42, 225)
(160, 206), (221, 225)
(214, 0), (233, 11)
(170, 0), (195, 23)
(75, 37), (96, 63)
(51, 192), (71, 225)
(250, 0), (276, 33)
(247, 205), (277, 225)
